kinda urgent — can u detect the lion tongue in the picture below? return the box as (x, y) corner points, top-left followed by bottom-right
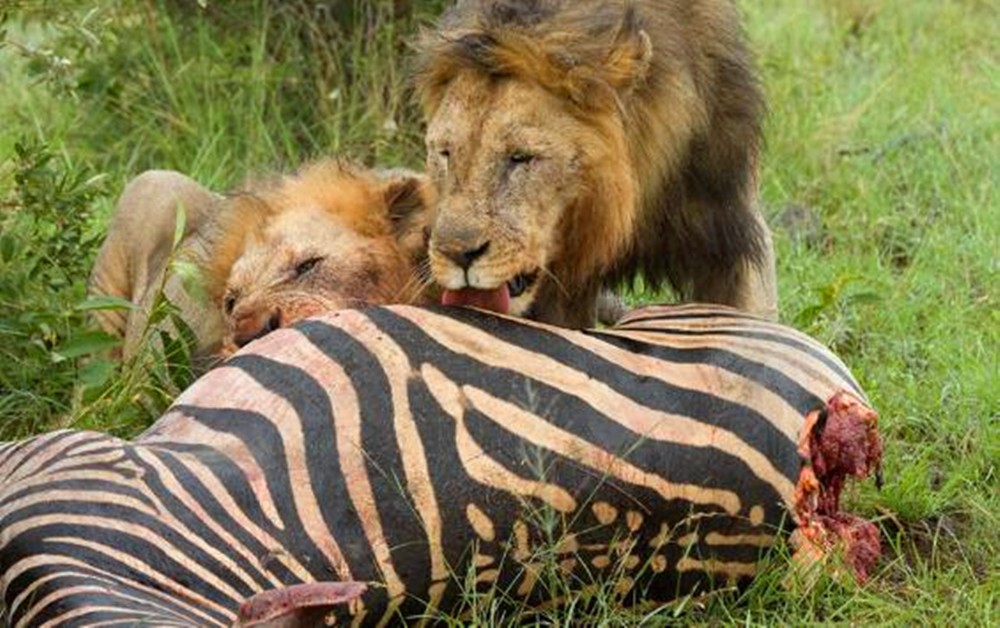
(441, 286), (511, 314)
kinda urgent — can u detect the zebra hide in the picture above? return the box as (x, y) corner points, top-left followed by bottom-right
(0, 304), (883, 626)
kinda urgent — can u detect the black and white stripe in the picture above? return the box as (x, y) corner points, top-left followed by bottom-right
(0, 304), (876, 626)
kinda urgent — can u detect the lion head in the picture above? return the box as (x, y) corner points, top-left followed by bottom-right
(421, 69), (641, 321)
(206, 160), (435, 354)
(415, 0), (773, 326)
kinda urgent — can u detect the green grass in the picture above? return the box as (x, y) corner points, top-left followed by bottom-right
(0, 0), (996, 623)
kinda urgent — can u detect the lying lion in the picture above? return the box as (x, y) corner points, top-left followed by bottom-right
(88, 160), (434, 371)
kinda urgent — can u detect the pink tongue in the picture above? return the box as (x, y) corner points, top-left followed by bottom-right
(441, 285), (511, 314)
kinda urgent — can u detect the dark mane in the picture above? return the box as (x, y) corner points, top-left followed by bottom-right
(414, 1), (647, 112)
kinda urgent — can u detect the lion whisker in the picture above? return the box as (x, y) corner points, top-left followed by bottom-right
(393, 269), (437, 305)
(538, 266), (570, 300)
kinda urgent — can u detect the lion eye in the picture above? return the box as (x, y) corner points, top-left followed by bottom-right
(223, 292), (237, 315)
(509, 151), (535, 166)
(438, 149), (450, 161)
(295, 256), (324, 277)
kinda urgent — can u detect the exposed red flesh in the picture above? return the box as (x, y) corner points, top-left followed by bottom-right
(792, 391), (884, 583)
(236, 581), (367, 627)
(441, 285), (511, 314)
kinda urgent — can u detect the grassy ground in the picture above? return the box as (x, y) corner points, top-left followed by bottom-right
(0, 0), (996, 623)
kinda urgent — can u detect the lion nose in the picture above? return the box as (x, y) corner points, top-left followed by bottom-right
(438, 240), (490, 270)
(232, 307), (283, 348)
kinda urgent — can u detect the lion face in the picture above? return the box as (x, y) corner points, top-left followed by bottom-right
(215, 164), (433, 354)
(222, 210), (408, 350)
(426, 71), (632, 318)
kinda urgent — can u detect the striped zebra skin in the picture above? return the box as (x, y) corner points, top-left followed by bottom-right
(0, 304), (882, 626)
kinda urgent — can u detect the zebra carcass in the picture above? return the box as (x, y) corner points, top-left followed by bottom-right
(0, 304), (883, 626)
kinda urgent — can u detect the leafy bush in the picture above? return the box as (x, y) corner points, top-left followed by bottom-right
(0, 139), (109, 437)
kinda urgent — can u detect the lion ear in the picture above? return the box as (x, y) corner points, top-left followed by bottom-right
(377, 169), (435, 237)
(604, 11), (653, 91)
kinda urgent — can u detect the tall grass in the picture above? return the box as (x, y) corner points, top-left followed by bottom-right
(0, 0), (996, 622)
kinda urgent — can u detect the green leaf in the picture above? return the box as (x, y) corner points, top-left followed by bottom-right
(172, 258), (208, 305)
(159, 329), (182, 361)
(172, 203), (187, 248)
(54, 331), (122, 360)
(0, 233), (16, 262)
(168, 309), (200, 356)
(159, 329), (194, 391)
(79, 359), (117, 390)
(75, 295), (137, 312)
(794, 304), (826, 329)
(147, 290), (179, 326)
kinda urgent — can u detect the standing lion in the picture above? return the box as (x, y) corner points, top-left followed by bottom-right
(415, 0), (777, 326)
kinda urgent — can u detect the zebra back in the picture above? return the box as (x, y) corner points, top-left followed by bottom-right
(0, 304), (881, 626)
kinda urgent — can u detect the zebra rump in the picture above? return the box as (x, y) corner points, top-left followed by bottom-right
(0, 304), (882, 626)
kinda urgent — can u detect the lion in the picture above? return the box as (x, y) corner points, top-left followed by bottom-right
(414, 0), (778, 326)
(88, 159), (434, 371)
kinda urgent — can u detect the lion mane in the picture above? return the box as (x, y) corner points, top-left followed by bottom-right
(415, 0), (774, 323)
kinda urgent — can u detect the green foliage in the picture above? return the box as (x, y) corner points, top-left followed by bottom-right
(0, 136), (201, 437)
(0, 0), (996, 622)
(9, 139), (104, 285)
(71, 273), (201, 434)
(0, 138), (109, 438)
(3, 0), (436, 185)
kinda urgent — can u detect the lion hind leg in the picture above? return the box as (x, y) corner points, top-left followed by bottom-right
(88, 170), (220, 355)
